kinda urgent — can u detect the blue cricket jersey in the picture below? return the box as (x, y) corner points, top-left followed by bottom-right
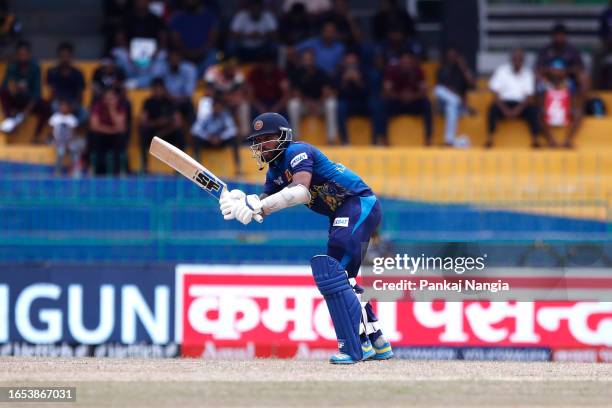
(263, 142), (373, 217)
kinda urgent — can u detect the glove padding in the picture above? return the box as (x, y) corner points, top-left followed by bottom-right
(220, 189), (246, 220)
(233, 194), (263, 225)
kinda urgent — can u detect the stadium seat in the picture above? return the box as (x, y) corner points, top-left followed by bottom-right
(347, 117), (372, 145)
(0, 144), (55, 164)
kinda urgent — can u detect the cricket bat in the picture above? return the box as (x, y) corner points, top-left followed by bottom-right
(149, 136), (262, 222)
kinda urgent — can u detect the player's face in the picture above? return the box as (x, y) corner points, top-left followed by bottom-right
(254, 134), (280, 161)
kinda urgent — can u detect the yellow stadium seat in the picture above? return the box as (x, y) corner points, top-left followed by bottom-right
(593, 92), (612, 116)
(298, 116), (328, 145)
(347, 117), (371, 145)
(421, 61), (439, 88)
(0, 145), (55, 164)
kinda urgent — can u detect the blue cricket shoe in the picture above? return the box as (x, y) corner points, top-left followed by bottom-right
(371, 337), (394, 360)
(329, 339), (376, 364)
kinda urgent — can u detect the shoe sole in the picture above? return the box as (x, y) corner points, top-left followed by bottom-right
(370, 350), (394, 360)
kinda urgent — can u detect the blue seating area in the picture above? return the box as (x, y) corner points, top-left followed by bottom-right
(0, 164), (609, 263)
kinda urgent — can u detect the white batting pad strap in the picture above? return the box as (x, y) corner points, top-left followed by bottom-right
(261, 184), (311, 214)
(348, 277), (357, 287)
(365, 320), (380, 335)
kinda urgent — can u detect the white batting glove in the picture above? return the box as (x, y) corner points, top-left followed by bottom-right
(233, 194), (263, 225)
(220, 189), (246, 220)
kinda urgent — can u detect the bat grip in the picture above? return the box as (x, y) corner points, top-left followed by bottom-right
(254, 214), (264, 223)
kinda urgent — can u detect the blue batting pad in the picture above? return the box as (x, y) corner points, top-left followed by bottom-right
(311, 255), (363, 361)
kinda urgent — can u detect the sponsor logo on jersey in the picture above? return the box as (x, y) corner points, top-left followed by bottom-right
(290, 152), (308, 168)
(273, 176), (283, 186)
(333, 217), (349, 227)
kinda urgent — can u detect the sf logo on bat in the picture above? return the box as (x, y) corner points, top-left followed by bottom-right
(195, 171), (221, 193)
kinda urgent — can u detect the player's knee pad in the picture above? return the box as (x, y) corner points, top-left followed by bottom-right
(311, 254), (363, 361)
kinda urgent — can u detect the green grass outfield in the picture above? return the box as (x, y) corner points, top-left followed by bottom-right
(1, 358), (611, 407)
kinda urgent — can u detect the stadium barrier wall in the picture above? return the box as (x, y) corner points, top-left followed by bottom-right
(2, 262), (612, 362)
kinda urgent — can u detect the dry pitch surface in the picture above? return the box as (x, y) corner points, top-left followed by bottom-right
(1, 357), (611, 407)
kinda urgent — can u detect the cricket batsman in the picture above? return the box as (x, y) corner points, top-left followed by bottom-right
(219, 112), (393, 364)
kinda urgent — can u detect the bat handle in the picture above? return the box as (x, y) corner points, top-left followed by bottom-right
(254, 214), (264, 223)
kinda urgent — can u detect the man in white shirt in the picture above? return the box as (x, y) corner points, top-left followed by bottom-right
(486, 48), (541, 148)
(230, 0), (278, 62)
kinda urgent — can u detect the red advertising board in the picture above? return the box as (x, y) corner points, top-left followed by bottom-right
(175, 265), (612, 359)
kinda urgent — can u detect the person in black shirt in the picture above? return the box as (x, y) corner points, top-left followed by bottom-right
(433, 46), (475, 146)
(139, 77), (184, 173)
(103, 0), (133, 52)
(278, 3), (313, 47)
(371, 0), (416, 44)
(335, 51), (383, 145)
(318, 0), (361, 47)
(46, 42), (86, 123)
(123, 0), (166, 43)
(92, 57), (126, 101)
(287, 48), (338, 143)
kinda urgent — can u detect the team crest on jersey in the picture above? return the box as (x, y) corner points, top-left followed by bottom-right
(284, 169), (292, 182)
(290, 152), (308, 168)
(254, 120), (263, 131)
(309, 182), (349, 212)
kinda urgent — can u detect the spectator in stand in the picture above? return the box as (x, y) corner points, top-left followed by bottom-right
(381, 49), (432, 146)
(537, 59), (582, 148)
(103, 0), (133, 51)
(287, 48), (337, 143)
(375, 23), (426, 66)
(0, 41), (50, 142)
(434, 46), (476, 147)
(593, 1), (612, 89)
(0, 0), (20, 54)
(111, 29), (168, 89)
(123, 0), (166, 43)
(204, 57), (249, 139)
(169, 0), (219, 74)
(371, 0), (416, 44)
(294, 21), (345, 75)
(153, 48), (197, 123)
(283, 0), (331, 15)
(247, 52), (289, 117)
(486, 48), (541, 148)
(191, 95), (240, 174)
(600, 0), (612, 41)
(49, 99), (85, 176)
(335, 50), (383, 145)
(318, 0), (361, 47)
(46, 42), (86, 123)
(279, 2), (313, 47)
(139, 77), (184, 172)
(88, 87), (129, 175)
(229, 0), (278, 63)
(536, 23), (588, 93)
(92, 57), (127, 101)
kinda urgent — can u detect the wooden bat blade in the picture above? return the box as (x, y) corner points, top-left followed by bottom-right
(149, 136), (226, 200)
(149, 136), (263, 223)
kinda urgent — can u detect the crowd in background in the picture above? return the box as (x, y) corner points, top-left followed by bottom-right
(0, 0), (611, 176)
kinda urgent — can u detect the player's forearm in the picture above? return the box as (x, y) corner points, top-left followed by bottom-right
(260, 184), (311, 215)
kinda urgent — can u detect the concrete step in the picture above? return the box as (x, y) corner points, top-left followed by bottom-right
(487, 4), (603, 17)
(28, 35), (103, 59)
(18, 11), (102, 36)
(11, 0), (101, 12)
